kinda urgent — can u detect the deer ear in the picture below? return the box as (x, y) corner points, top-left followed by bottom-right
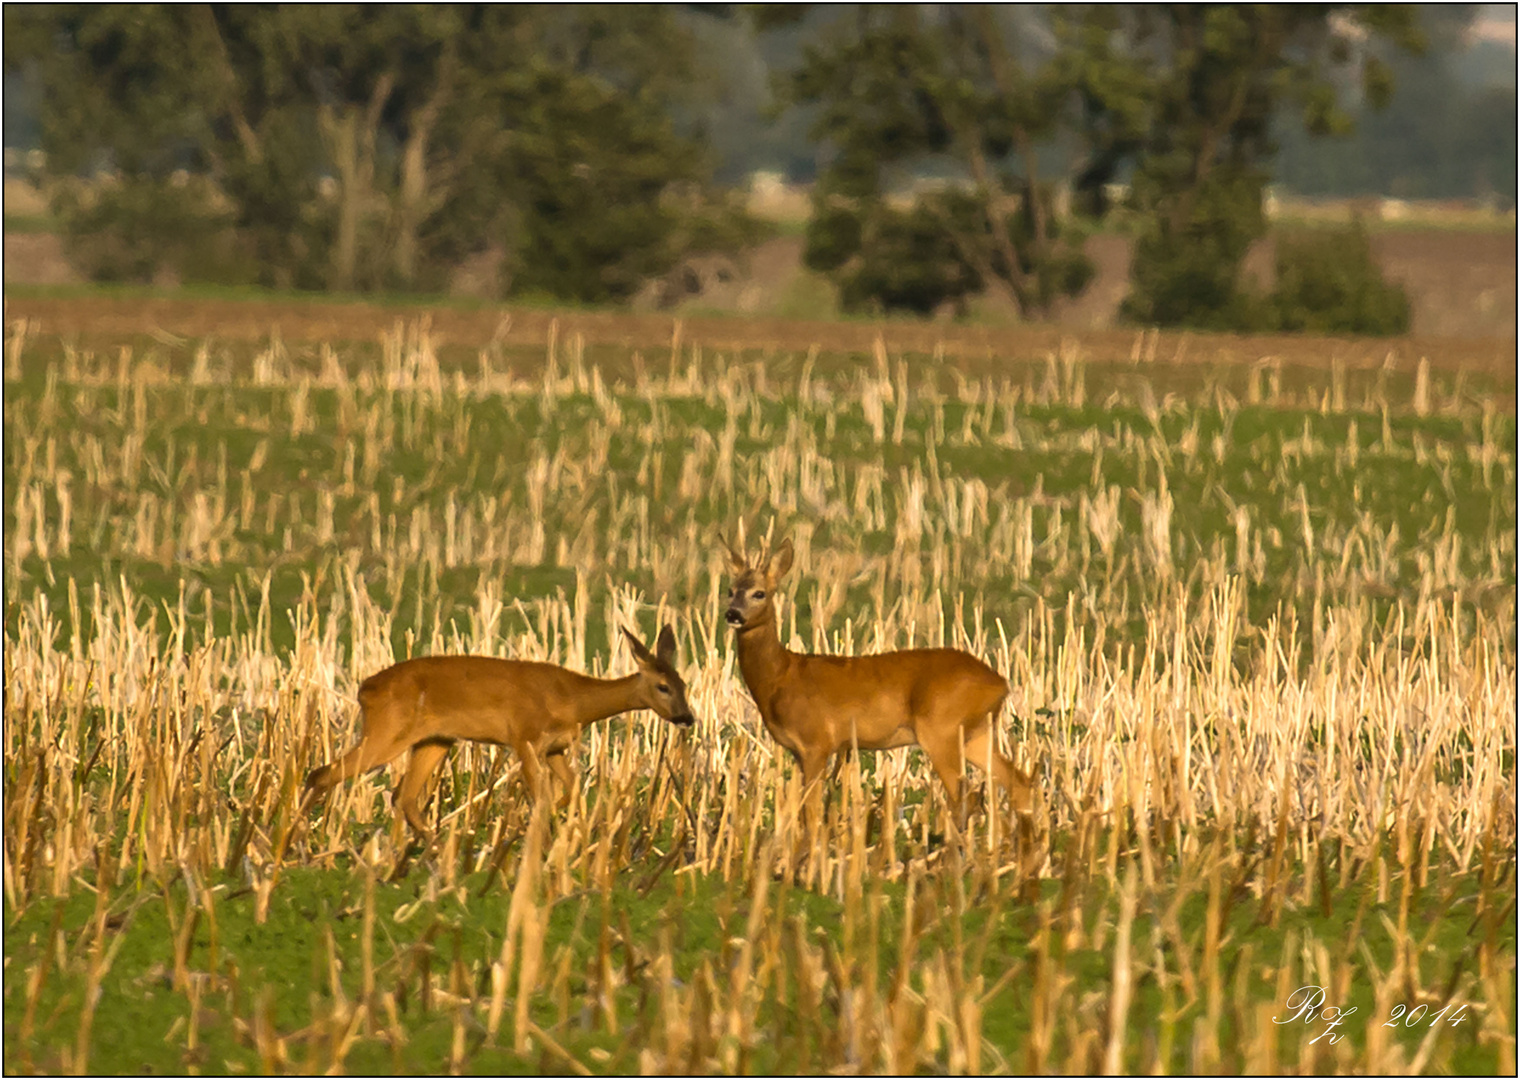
(656, 624), (677, 665)
(720, 533), (747, 573)
(769, 538), (794, 582)
(622, 625), (657, 668)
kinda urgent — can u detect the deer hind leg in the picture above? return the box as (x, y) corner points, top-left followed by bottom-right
(303, 720), (415, 806)
(918, 727), (967, 826)
(395, 738), (454, 835)
(962, 721), (1034, 815)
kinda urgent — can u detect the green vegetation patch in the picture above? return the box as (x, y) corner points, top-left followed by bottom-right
(5, 826), (1512, 1074)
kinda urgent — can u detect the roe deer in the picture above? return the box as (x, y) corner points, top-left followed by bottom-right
(723, 537), (1033, 828)
(303, 625), (695, 835)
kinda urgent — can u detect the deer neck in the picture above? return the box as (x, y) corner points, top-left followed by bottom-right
(734, 611), (791, 699)
(570, 672), (645, 727)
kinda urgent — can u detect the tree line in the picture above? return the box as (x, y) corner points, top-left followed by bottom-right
(4, 6), (758, 302)
(4, 4), (1464, 332)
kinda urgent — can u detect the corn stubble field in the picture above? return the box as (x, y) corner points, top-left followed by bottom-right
(3, 312), (1516, 1074)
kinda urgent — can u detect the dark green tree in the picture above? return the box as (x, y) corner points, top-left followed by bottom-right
(3, 4), (739, 299)
(764, 4), (1094, 318)
(499, 66), (708, 301)
(1056, 4), (1424, 329)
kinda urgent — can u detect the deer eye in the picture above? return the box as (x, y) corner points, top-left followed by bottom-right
(657, 684), (671, 694)
(752, 590), (766, 600)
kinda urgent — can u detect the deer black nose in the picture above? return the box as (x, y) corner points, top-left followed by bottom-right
(725, 608), (744, 626)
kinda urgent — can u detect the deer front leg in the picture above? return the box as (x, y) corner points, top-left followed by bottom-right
(828, 745), (855, 786)
(919, 727), (968, 830)
(302, 722), (416, 829)
(517, 742), (547, 806)
(963, 724), (1034, 817)
(797, 746), (832, 848)
(546, 751), (575, 810)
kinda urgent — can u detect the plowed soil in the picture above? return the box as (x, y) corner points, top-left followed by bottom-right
(5, 219), (1514, 397)
(5, 290), (1513, 380)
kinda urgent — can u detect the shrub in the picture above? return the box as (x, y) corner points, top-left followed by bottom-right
(52, 174), (252, 286)
(1269, 223), (1411, 336)
(827, 203), (984, 316)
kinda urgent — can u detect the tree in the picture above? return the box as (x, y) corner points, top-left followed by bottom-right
(499, 66), (709, 301)
(764, 4), (1094, 319)
(7, 6), (332, 287)
(1055, 4), (1424, 329)
(3, 4), (741, 299)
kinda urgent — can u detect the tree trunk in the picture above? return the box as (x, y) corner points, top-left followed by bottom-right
(318, 72), (395, 293)
(394, 136), (425, 288)
(195, 7), (263, 167)
(964, 140), (1034, 317)
(320, 107), (361, 293)
(394, 50), (455, 289)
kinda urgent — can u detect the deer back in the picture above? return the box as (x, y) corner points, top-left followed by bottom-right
(759, 646), (1008, 753)
(358, 656), (590, 745)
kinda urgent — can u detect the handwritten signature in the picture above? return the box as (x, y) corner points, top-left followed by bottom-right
(1273, 985), (1471, 1045)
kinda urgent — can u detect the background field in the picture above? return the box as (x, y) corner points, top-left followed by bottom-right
(3, 301), (1515, 1074)
(6, 214), (1518, 340)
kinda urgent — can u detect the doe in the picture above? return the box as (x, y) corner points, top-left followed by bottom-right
(303, 625), (695, 835)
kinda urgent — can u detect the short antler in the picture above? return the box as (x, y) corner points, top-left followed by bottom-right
(721, 533), (748, 573)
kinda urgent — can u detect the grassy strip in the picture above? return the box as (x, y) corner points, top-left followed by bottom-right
(5, 817), (1514, 1073)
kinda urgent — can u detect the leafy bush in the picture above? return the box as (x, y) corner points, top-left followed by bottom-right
(1004, 186), (1097, 313)
(661, 185), (772, 265)
(52, 175), (248, 285)
(1269, 224), (1411, 336)
(805, 183), (1093, 318)
(805, 200), (983, 316)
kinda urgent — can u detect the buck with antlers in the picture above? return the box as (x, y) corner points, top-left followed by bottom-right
(303, 625), (695, 835)
(723, 537), (1033, 828)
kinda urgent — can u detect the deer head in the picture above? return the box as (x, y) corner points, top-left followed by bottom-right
(622, 624), (695, 726)
(722, 536), (793, 633)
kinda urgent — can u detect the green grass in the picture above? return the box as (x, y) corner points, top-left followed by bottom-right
(3, 278), (514, 312)
(4, 319), (1514, 1074)
(6, 829), (1512, 1074)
